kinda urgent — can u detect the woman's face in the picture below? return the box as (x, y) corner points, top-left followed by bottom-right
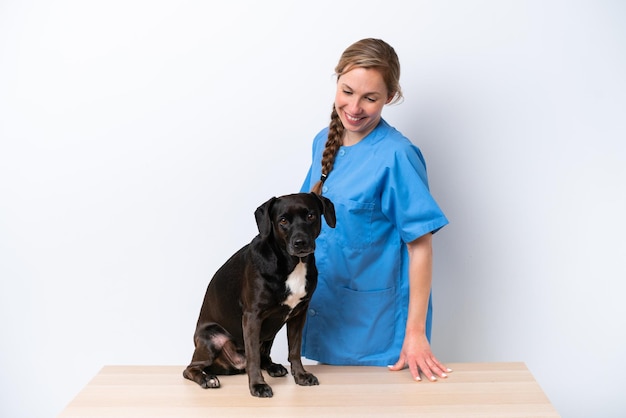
(335, 67), (392, 145)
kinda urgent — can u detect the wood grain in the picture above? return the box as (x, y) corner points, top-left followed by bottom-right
(58, 362), (560, 417)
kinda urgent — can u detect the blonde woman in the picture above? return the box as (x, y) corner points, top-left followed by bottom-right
(301, 38), (450, 382)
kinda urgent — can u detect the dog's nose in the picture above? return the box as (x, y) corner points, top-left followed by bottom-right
(293, 238), (306, 249)
(289, 235), (314, 257)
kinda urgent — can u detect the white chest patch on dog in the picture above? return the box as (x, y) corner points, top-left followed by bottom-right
(284, 261), (307, 309)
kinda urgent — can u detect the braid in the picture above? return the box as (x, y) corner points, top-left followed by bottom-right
(321, 106), (344, 178)
(311, 105), (344, 195)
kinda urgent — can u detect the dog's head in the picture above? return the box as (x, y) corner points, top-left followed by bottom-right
(254, 193), (336, 257)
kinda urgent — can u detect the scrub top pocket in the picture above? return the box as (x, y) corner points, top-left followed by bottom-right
(333, 198), (374, 250)
(338, 286), (395, 358)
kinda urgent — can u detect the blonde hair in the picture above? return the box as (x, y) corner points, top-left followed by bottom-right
(311, 38), (402, 195)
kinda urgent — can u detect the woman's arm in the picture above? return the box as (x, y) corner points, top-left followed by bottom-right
(388, 232), (451, 381)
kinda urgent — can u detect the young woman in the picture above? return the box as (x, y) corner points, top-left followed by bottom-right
(300, 38), (451, 382)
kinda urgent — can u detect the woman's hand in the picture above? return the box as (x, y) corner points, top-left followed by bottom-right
(388, 331), (451, 381)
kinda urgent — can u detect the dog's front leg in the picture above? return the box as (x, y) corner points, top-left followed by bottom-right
(261, 339), (288, 377)
(242, 311), (273, 397)
(287, 313), (319, 386)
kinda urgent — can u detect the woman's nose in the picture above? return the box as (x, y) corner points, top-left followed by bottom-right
(346, 96), (362, 114)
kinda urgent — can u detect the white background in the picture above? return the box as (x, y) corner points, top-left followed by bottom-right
(1, 1), (625, 417)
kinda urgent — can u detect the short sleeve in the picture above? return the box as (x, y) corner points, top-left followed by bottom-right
(380, 143), (448, 243)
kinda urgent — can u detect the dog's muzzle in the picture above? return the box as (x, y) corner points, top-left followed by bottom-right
(288, 237), (315, 257)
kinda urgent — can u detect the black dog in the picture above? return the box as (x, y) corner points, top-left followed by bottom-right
(183, 192), (335, 397)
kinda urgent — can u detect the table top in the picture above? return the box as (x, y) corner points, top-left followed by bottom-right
(57, 362), (560, 417)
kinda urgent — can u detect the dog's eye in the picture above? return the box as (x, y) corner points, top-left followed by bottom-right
(279, 217), (288, 226)
(307, 213), (316, 221)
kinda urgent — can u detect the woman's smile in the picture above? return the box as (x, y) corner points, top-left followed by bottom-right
(334, 67), (391, 145)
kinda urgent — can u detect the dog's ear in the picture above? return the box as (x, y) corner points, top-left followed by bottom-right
(255, 196), (277, 238)
(312, 193), (336, 228)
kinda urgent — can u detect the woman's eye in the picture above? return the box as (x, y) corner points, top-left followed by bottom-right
(343, 90), (353, 95)
(365, 96), (376, 103)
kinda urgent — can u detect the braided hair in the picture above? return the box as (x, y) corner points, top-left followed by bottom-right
(311, 38), (403, 195)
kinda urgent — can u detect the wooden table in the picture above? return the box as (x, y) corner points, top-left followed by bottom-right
(58, 362), (560, 417)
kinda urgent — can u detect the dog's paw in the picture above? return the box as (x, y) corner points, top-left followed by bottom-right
(250, 383), (273, 398)
(294, 372), (319, 386)
(200, 374), (221, 389)
(183, 368), (221, 389)
(266, 363), (288, 377)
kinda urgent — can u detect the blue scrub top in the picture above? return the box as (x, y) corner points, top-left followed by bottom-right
(300, 119), (448, 366)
